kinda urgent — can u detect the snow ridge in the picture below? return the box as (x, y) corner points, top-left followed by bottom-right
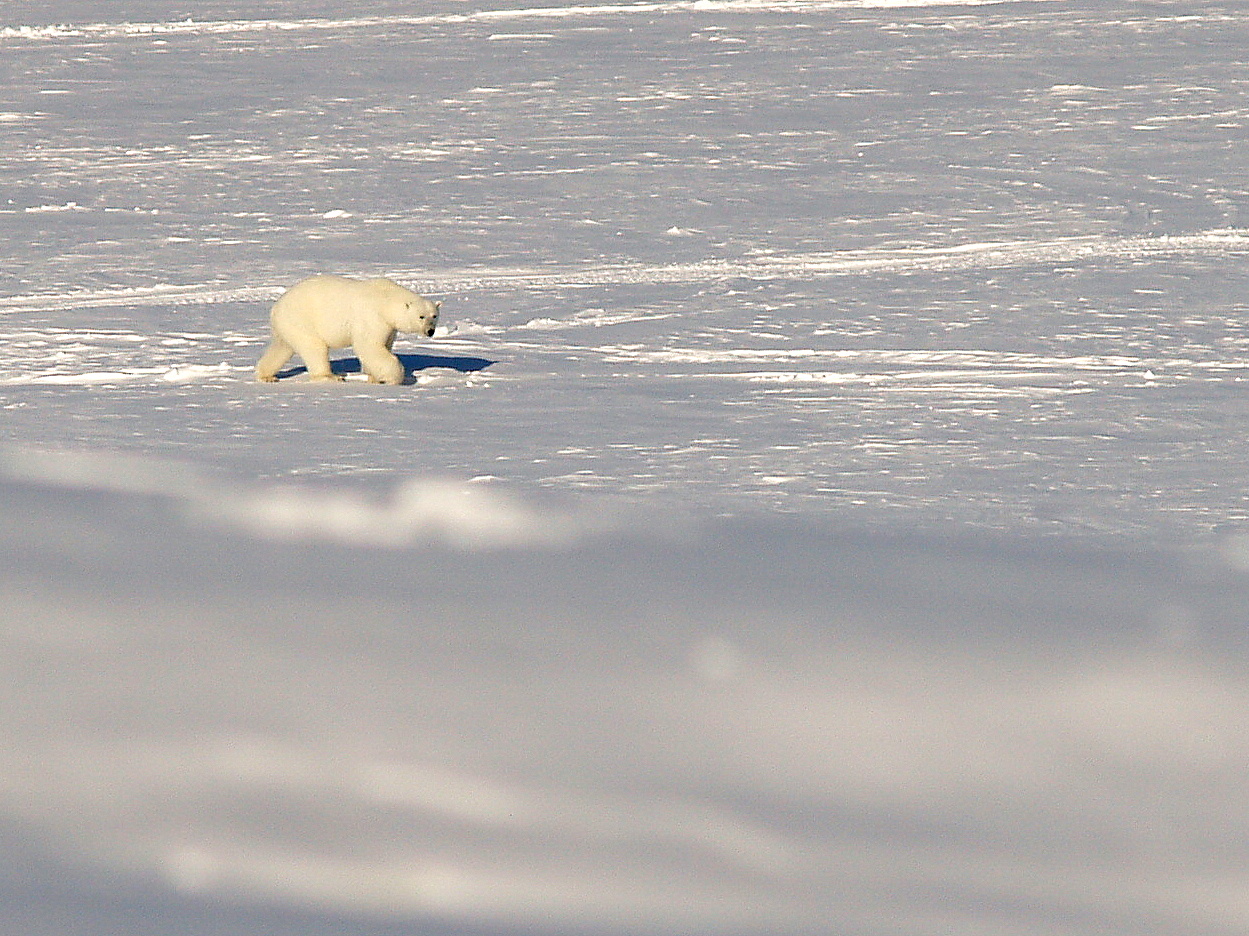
(0, 449), (617, 549)
(0, 1), (1068, 41)
(2, 230), (1246, 315)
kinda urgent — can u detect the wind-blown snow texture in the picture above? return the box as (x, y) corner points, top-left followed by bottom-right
(5, 2), (1249, 934)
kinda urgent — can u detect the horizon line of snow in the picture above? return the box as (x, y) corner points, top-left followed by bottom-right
(2, 229), (1246, 315)
(0, 0), (1072, 41)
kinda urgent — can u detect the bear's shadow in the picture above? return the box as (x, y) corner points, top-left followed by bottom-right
(277, 352), (494, 385)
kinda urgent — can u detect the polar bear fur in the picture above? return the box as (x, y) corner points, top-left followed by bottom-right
(255, 275), (441, 384)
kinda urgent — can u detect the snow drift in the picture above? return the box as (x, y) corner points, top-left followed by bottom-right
(4, 456), (1249, 935)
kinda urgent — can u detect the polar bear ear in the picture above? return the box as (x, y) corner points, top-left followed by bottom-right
(434, 301), (442, 311)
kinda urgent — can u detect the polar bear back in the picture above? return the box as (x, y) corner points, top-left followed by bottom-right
(270, 275), (427, 349)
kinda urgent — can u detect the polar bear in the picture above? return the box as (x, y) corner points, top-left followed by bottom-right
(255, 275), (441, 384)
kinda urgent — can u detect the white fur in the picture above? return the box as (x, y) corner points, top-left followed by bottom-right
(255, 275), (441, 384)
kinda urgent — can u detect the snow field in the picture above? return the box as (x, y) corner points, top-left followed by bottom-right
(6, 2), (1249, 934)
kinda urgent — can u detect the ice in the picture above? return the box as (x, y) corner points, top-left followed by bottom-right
(5, 1), (1249, 933)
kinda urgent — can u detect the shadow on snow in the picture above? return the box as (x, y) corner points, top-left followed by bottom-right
(275, 352), (494, 384)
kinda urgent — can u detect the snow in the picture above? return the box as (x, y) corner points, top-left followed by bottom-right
(5, 1), (1249, 933)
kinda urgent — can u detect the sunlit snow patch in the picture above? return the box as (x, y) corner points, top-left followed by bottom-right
(213, 478), (589, 549)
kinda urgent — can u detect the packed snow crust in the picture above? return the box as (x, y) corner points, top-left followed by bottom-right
(5, 1), (1249, 934)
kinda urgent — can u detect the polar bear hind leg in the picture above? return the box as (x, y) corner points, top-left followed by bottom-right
(284, 332), (340, 381)
(255, 337), (294, 382)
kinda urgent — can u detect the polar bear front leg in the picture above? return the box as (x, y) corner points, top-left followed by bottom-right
(356, 340), (406, 385)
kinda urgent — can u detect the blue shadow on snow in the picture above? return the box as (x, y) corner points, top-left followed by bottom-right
(276, 352), (494, 384)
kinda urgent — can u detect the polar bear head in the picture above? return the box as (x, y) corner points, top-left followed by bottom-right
(390, 292), (441, 337)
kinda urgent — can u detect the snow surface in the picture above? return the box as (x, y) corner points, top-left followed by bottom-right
(5, 1), (1249, 933)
